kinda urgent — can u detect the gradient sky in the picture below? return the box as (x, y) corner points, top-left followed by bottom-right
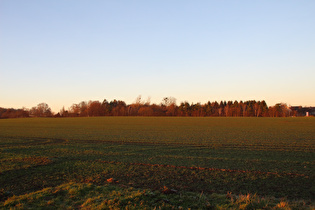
(1, 1), (314, 112)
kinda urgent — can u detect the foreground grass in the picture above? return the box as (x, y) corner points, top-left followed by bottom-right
(0, 117), (314, 208)
(1, 182), (313, 209)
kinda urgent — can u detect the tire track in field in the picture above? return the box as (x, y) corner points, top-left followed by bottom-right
(94, 159), (310, 178)
(73, 139), (314, 152)
(1, 136), (313, 151)
(0, 136), (66, 147)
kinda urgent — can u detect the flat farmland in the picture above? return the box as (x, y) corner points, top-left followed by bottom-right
(0, 117), (314, 209)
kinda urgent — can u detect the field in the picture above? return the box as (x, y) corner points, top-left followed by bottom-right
(0, 117), (314, 209)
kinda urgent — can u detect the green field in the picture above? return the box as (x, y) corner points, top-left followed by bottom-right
(0, 117), (314, 209)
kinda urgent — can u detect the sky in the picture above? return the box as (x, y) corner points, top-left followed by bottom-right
(1, 1), (314, 112)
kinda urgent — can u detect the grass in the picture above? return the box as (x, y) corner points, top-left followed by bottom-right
(2, 182), (313, 209)
(0, 117), (314, 208)
(0, 117), (314, 148)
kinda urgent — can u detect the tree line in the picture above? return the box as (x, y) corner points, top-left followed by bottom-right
(1, 97), (305, 119)
(59, 98), (292, 117)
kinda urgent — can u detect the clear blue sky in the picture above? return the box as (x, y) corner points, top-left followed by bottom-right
(1, 1), (314, 112)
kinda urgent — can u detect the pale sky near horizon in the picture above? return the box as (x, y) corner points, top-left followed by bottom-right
(1, 1), (314, 112)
